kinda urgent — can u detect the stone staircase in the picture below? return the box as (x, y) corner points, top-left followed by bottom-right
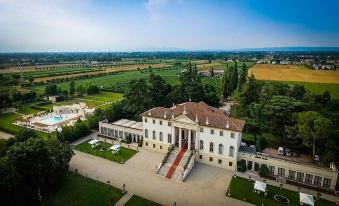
(157, 148), (192, 181)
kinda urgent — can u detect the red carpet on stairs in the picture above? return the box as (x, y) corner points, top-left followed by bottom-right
(166, 148), (187, 179)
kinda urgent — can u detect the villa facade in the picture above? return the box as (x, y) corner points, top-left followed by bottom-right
(98, 102), (338, 188)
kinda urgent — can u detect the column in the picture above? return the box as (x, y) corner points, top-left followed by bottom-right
(188, 129), (191, 150)
(171, 126), (175, 145)
(179, 128), (182, 148)
(195, 130), (199, 150)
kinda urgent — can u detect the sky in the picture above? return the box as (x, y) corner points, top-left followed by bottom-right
(0, 0), (338, 52)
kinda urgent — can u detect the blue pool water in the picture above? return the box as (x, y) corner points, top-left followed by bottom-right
(42, 115), (64, 125)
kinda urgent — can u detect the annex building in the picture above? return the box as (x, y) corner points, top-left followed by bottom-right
(98, 102), (338, 190)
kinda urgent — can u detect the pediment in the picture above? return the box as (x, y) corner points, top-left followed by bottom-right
(172, 115), (197, 125)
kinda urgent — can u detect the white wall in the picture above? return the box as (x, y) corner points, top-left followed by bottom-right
(142, 116), (172, 145)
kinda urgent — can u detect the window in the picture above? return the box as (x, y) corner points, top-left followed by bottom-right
(146, 142), (148, 146)
(231, 133), (235, 138)
(209, 157), (213, 162)
(323, 178), (331, 189)
(218, 159), (222, 164)
(145, 118), (147, 122)
(210, 129), (214, 134)
(153, 119), (155, 124)
(199, 155), (202, 159)
(159, 132), (163, 141)
(297, 172), (304, 182)
(168, 122), (171, 126)
(200, 140), (204, 150)
(209, 142), (214, 153)
(159, 121), (162, 125)
(229, 146), (234, 157)
(305, 174), (313, 184)
(145, 129), (148, 138)
(314, 176), (322, 186)
(200, 128), (203, 132)
(160, 145), (162, 150)
(153, 144), (155, 148)
(152, 131), (156, 140)
(219, 131), (223, 136)
(229, 162), (233, 167)
(288, 170), (296, 180)
(269, 166), (275, 175)
(218, 144), (224, 155)
(167, 134), (171, 143)
(278, 168), (285, 177)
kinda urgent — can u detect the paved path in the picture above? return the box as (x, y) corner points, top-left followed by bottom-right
(114, 192), (133, 206)
(0, 131), (14, 140)
(70, 147), (252, 206)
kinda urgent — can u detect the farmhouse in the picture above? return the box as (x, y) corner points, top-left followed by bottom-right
(98, 102), (338, 188)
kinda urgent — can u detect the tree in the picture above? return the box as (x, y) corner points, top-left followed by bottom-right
(221, 68), (230, 100)
(69, 80), (75, 96)
(210, 67), (214, 77)
(44, 84), (58, 96)
(75, 85), (85, 97)
(231, 65), (238, 91)
(15, 129), (38, 142)
(86, 84), (99, 95)
(238, 63), (247, 90)
(256, 137), (267, 152)
(259, 164), (269, 177)
(148, 73), (171, 107)
(297, 111), (333, 161)
(203, 84), (219, 106)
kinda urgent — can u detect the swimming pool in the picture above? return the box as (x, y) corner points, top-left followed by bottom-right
(40, 115), (64, 125)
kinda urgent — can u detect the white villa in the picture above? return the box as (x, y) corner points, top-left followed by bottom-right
(99, 102), (338, 190)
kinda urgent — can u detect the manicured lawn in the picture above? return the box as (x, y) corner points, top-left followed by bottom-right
(79, 91), (123, 102)
(43, 172), (124, 206)
(228, 176), (336, 206)
(75, 140), (137, 163)
(125, 195), (162, 206)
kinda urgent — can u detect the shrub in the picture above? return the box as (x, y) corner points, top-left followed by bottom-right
(256, 137), (267, 152)
(237, 159), (247, 172)
(125, 134), (132, 144)
(259, 164), (269, 177)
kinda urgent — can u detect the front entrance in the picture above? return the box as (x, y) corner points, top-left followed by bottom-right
(173, 127), (196, 150)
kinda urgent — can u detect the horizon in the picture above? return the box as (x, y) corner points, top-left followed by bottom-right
(1, 0), (339, 52)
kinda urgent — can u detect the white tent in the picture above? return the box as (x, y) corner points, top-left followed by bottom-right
(110, 144), (121, 151)
(300, 193), (314, 206)
(254, 181), (266, 193)
(88, 139), (100, 145)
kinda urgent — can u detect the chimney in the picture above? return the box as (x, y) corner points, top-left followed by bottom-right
(226, 120), (230, 129)
(183, 105), (187, 115)
(148, 110), (151, 116)
(206, 117), (209, 125)
(195, 114), (199, 123)
(172, 113), (175, 119)
(164, 111), (167, 119)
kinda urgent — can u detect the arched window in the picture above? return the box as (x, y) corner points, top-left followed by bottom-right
(200, 140), (204, 150)
(153, 130), (156, 140)
(218, 144), (224, 155)
(159, 132), (163, 142)
(229, 146), (234, 157)
(145, 129), (148, 138)
(210, 142), (214, 153)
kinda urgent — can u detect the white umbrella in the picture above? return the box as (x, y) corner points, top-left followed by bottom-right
(300, 193), (314, 206)
(254, 181), (266, 192)
(110, 144), (121, 151)
(88, 139), (100, 145)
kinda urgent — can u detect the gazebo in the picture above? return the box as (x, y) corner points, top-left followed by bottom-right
(88, 139), (100, 148)
(299, 193), (314, 206)
(254, 181), (267, 194)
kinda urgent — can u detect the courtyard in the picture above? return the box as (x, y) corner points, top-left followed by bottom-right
(70, 142), (252, 206)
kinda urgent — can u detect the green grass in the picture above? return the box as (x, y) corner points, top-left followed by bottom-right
(75, 140), (137, 163)
(125, 195), (162, 206)
(0, 112), (53, 139)
(77, 92), (123, 103)
(228, 176), (335, 206)
(43, 172), (124, 206)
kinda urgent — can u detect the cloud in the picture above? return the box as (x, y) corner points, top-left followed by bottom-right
(144, 0), (169, 23)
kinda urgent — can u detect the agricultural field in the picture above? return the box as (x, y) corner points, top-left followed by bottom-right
(249, 64), (339, 98)
(249, 64), (339, 84)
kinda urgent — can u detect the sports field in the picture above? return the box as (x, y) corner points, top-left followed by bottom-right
(249, 64), (339, 84)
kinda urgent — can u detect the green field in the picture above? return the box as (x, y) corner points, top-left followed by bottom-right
(291, 81), (339, 99)
(125, 195), (162, 206)
(228, 176), (335, 206)
(43, 172), (124, 206)
(75, 140), (137, 164)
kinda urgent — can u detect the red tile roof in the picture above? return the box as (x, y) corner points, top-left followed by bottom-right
(140, 102), (245, 132)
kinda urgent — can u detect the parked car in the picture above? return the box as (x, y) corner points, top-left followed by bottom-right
(285, 148), (292, 157)
(278, 147), (284, 155)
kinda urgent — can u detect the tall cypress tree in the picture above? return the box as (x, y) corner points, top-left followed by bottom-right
(222, 67), (230, 100)
(232, 64), (238, 91)
(238, 63), (247, 90)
